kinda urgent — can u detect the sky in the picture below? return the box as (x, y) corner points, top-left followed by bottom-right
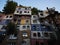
(0, 0), (60, 12)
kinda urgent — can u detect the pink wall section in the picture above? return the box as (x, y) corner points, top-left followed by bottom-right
(31, 39), (48, 45)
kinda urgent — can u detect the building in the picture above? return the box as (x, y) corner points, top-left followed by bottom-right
(14, 5), (31, 45)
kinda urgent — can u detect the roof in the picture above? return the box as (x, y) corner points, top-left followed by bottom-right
(16, 5), (31, 8)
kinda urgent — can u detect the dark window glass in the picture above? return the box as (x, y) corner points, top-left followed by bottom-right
(40, 43), (44, 45)
(17, 11), (19, 13)
(38, 32), (41, 37)
(44, 32), (49, 37)
(35, 41), (39, 45)
(20, 11), (22, 14)
(40, 14), (43, 16)
(28, 11), (29, 13)
(6, 16), (8, 18)
(49, 33), (56, 39)
(18, 8), (21, 10)
(27, 25), (30, 28)
(33, 20), (37, 23)
(33, 16), (36, 18)
(24, 11), (27, 13)
(33, 33), (36, 37)
(25, 8), (27, 10)
(33, 26), (36, 30)
(26, 20), (29, 23)
(10, 16), (12, 18)
(23, 26), (26, 29)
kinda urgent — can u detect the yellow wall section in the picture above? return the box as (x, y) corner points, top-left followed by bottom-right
(21, 19), (26, 24)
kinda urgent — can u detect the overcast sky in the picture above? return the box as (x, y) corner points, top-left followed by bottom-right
(0, 0), (60, 12)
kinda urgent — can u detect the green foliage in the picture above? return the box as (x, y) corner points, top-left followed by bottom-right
(6, 22), (17, 35)
(3, 0), (17, 14)
(31, 7), (40, 15)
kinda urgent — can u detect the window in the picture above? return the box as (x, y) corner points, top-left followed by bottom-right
(22, 32), (27, 37)
(40, 43), (44, 45)
(33, 16), (36, 18)
(49, 33), (56, 39)
(35, 41), (39, 45)
(40, 14), (43, 16)
(26, 20), (29, 23)
(27, 25), (30, 28)
(8, 42), (16, 45)
(28, 11), (29, 13)
(25, 8), (27, 10)
(6, 16), (8, 18)
(38, 32), (41, 37)
(33, 20), (37, 23)
(22, 41), (26, 45)
(14, 19), (17, 22)
(41, 25), (46, 28)
(18, 19), (21, 22)
(20, 11), (22, 14)
(24, 11), (27, 13)
(18, 8), (21, 10)
(33, 26), (36, 30)
(23, 26), (26, 29)
(10, 16), (12, 18)
(17, 11), (19, 13)
(44, 32), (49, 37)
(33, 33), (36, 37)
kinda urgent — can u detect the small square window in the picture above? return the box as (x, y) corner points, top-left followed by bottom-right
(26, 20), (29, 23)
(40, 43), (44, 45)
(35, 41), (39, 45)
(28, 11), (29, 13)
(24, 11), (27, 13)
(49, 33), (56, 39)
(17, 11), (19, 13)
(10, 16), (12, 18)
(18, 8), (21, 10)
(38, 32), (41, 37)
(33, 26), (36, 30)
(33, 16), (36, 18)
(22, 32), (27, 37)
(27, 25), (30, 29)
(44, 32), (49, 37)
(23, 26), (26, 29)
(40, 14), (43, 16)
(6, 16), (8, 18)
(20, 11), (22, 14)
(25, 8), (27, 10)
(8, 42), (16, 45)
(33, 33), (36, 37)
(33, 20), (37, 23)
(22, 40), (26, 45)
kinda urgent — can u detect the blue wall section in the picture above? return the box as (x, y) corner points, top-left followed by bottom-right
(31, 24), (53, 31)
(40, 24), (53, 31)
(31, 24), (41, 31)
(0, 19), (11, 25)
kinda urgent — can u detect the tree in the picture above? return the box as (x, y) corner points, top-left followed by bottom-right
(3, 0), (17, 14)
(6, 22), (17, 35)
(31, 7), (40, 15)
